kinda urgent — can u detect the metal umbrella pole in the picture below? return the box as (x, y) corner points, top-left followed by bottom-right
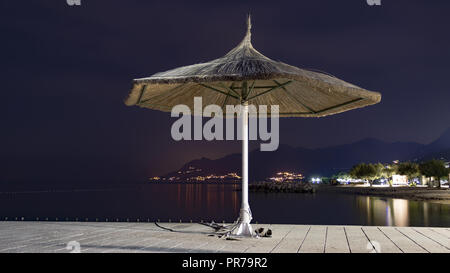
(230, 84), (254, 237)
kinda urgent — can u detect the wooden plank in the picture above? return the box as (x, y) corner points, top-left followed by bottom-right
(210, 224), (267, 253)
(132, 232), (174, 253)
(0, 222), (116, 253)
(143, 231), (201, 253)
(172, 234), (217, 253)
(185, 235), (228, 253)
(0, 222), (64, 244)
(32, 223), (134, 253)
(378, 227), (427, 253)
(271, 225), (310, 253)
(396, 227), (449, 253)
(362, 226), (402, 253)
(218, 238), (255, 253)
(244, 224), (293, 253)
(325, 226), (350, 253)
(54, 225), (144, 253)
(100, 230), (171, 253)
(178, 223), (245, 253)
(430, 228), (450, 239)
(62, 231), (138, 253)
(139, 222), (225, 253)
(92, 224), (172, 253)
(412, 228), (450, 250)
(344, 226), (372, 253)
(298, 226), (326, 253)
(171, 223), (224, 253)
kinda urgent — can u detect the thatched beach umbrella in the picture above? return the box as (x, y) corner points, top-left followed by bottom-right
(125, 16), (381, 237)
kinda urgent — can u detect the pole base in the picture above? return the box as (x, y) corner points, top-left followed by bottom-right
(228, 207), (255, 237)
(230, 221), (254, 237)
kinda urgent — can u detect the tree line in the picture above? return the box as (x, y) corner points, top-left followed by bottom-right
(343, 159), (449, 187)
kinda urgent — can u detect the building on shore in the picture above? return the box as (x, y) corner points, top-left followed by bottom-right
(392, 175), (408, 186)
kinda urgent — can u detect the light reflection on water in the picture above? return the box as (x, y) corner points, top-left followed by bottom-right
(174, 184), (240, 220)
(355, 196), (447, 227)
(358, 197), (410, 226)
(0, 183), (448, 227)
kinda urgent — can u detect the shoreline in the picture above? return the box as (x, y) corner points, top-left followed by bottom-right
(318, 185), (450, 205)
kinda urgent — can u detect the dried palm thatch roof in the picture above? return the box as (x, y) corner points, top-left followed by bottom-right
(125, 16), (381, 117)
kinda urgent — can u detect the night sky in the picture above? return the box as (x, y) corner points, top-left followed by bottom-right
(1, 0), (450, 185)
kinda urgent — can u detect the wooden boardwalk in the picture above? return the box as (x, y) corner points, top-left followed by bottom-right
(0, 222), (449, 253)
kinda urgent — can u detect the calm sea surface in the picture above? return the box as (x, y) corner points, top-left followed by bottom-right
(0, 183), (449, 227)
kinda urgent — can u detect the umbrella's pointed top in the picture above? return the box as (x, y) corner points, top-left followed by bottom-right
(235, 14), (252, 48)
(244, 14), (252, 45)
(223, 14), (263, 59)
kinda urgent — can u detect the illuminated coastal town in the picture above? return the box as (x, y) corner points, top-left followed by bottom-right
(149, 166), (242, 182)
(150, 167), (305, 183)
(149, 159), (449, 187)
(268, 172), (304, 182)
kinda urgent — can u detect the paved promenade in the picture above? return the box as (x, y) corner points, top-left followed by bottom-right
(0, 221), (449, 253)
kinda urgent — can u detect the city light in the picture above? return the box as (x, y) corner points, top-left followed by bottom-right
(149, 168), (241, 183)
(311, 177), (322, 184)
(268, 172), (304, 182)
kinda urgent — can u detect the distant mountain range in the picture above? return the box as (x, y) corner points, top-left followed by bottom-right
(164, 127), (450, 181)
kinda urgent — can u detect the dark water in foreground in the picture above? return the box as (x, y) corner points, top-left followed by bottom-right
(0, 183), (449, 227)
